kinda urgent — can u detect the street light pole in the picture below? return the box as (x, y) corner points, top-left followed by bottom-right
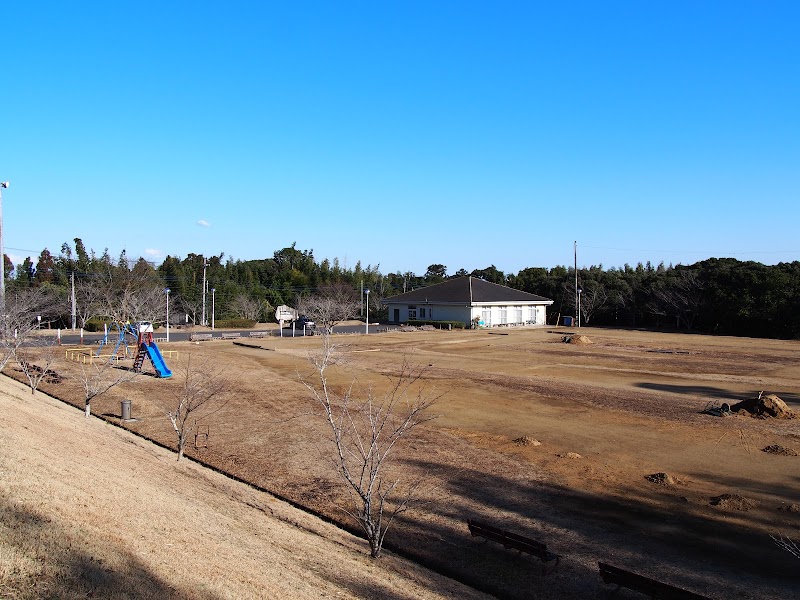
(577, 286), (583, 328)
(165, 287), (171, 342)
(0, 181), (9, 309)
(211, 288), (216, 330)
(365, 289), (370, 334)
(201, 260), (208, 326)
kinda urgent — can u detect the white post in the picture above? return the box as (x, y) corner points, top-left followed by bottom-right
(211, 288), (215, 330)
(57, 328), (61, 345)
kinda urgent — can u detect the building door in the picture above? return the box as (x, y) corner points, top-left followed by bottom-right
(393, 309), (399, 323)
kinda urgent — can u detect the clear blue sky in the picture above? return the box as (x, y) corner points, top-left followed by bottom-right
(2, 2), (798, 276)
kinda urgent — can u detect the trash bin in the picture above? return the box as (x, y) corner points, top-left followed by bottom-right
(562, 316), (574, 327)
(121, 399), (131, 421)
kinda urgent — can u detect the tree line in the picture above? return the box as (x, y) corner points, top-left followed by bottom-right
(9, 238), (800, 339)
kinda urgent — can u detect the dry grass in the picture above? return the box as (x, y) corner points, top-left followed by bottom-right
(6, 326), (800, 599)
(0, 375), (489, 600)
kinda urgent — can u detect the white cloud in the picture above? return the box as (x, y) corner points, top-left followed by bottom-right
(144, 248), (162, 259)
(197, 219), (211, 228)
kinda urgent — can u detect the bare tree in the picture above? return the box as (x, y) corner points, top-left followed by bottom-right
(167, 354), (229, 461)
(652, 269), (704, 329)
(297, 283), (360, 334)
(15, 340), (61, 395)
(0, 287), (61, 386)
(579, 280), (608, 324)
(76, 361), (139, 418)
(95, 264), (167, 324)
(229, 293), (262, 321)
(772, 534), (800, 559)
(0, 287), (58, 377)
(302, 334), (440, 558)
(178, 295), (201, 326)
(74, 277), (104, 328)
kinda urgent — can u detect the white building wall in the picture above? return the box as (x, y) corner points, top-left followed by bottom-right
(424, 305), (471, 323)
(387, 303), (551, 326)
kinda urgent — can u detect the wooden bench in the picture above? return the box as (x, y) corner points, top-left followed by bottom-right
(220, 332), (241, 339)
(598, 562), (711, 599)
(467, 519), (560, 572)
(189, 333), (213, 342)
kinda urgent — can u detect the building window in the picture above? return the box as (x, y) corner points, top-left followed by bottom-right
(481, 309), (491, 326)
(500, 306), (508, 324)
(408, 305), (417, 320)
(515, 307), (523, 323)
(420, 307), (426, 318)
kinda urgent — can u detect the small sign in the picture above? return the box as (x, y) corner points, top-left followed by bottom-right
(275, 305), (298, 322)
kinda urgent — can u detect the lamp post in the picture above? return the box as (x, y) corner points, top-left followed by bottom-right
(201, 260), (209, 326)
(165, 288), (171, 342)
(365, 289), (370, 334)
(0, 181), (9, 309)
(577, 285), (583, 328)
(211, 288), (216, 330)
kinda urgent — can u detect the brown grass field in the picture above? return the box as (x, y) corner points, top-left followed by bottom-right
(3, 325), (800, 599)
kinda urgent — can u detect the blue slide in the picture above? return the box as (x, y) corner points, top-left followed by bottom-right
(145, 342), (173, 378)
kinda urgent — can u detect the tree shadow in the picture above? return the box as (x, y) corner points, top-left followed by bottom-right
(385, 458), (800, 600)
(0, 498), (214, 599)
(635, 383), (800, 405)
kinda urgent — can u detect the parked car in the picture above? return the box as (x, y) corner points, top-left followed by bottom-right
(296, 315), (315, 330)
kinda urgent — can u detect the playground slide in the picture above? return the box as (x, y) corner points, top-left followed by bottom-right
(145, 342), (173, 378)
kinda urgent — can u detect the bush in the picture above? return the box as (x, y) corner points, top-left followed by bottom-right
(214, 318), (257, 329)
(83, 319), (110, 332)
(407, 319), (466, 329)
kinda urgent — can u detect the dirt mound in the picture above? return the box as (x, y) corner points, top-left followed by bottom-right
(562, 335), (592, 345)
(762, 445), (798, 456)
(512, 436), (541, 447)
(778, 503), (800, 513)
(709, 494), (760, 511)
(731, 394), (795, 419)
(646, 472), (675, 485)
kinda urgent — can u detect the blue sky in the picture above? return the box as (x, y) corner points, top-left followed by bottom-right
(2, 2), (798, 276)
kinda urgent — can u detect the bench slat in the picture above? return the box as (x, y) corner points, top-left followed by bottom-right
(467, 519), (559, 565)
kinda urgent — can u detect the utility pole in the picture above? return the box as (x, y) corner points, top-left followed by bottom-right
(201, 260), (209, 326)
(574, 241), (578, 322)
(71, 272), (77, 330)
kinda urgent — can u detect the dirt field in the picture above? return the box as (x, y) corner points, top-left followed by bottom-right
(6, 326), (800, 599)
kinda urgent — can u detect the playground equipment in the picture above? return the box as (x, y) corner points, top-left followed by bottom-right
(94, 321), (172, 378)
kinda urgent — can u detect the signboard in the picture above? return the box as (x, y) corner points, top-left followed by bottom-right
(275, 305), (298, 323)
